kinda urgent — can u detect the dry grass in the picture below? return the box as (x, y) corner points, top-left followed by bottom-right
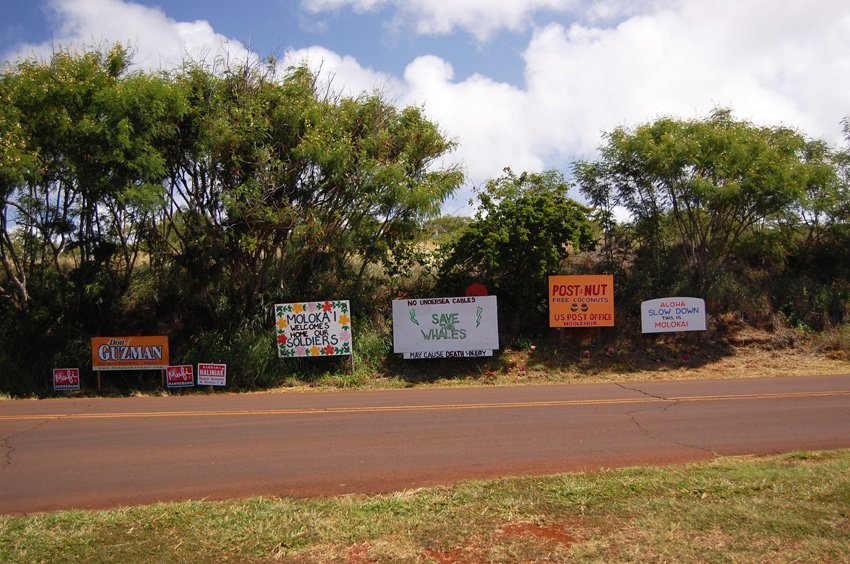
(3, 450), (849, 562)
(272, 336), (850, 393)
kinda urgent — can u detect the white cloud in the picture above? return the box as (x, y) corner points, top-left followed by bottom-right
(7, 0), (257, 71)
(519, 0), (850, 157)
(402, 56), (540, 179)
(300, 0), (667, 41)
(284, 46), (403, 99)
(295, 0), (850, 200)
(5, 0), (849, 216)
(302, 0), (580, 42)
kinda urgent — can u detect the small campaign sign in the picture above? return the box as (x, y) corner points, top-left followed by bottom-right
(166, 365), (195, 388)
(53, 368), (80, 391)
(197, 363), (227, 386)
(641, 297), (707, 333)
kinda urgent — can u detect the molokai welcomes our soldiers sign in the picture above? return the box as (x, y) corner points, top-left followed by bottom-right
(275, 300), (352, 358)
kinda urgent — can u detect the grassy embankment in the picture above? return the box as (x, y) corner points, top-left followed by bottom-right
(2, 450), (849, 562)
(267, 323), (850, 392)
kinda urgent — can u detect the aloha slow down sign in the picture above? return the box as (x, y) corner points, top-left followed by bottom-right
(641, 297), (707, 333)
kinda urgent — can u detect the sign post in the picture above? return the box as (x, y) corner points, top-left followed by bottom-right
(549, 275), (615, 328)
(641, 297), (707, 333)
(91, 336), (169, 391)
(392, 296), (499, 359)
(52, 368), (80, 392)
(197, 363), (227, 387)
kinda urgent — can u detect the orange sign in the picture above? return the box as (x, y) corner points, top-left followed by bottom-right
(549, 275), (614, 327)
(91, 336), (169, 371)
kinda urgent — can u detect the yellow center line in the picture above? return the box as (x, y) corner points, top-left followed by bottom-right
(1, 390), (848, 421)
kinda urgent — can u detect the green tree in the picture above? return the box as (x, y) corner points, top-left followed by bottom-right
(0, 46), (180, 326)
(439, 169), (595, 337)
(155, 61), (462, 326)
(575, 109), (834, 296)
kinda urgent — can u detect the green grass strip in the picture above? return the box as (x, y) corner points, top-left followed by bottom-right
(2, 450), (849, 562)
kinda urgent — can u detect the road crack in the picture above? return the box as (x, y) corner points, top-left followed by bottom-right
(1, 404), (95, 470)
(617, 382), (720, 457)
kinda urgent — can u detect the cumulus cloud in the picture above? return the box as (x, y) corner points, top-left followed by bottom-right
(301, 0), (575, 41)
(401, 56), (539, 180)
(5, 0), (849, 214)
(520, 0), (850, 156)
(7, 0), (256, 71)
(295, 0), (850, 196)
(301, 0), (660, 41)
(284, 46), (403, 99)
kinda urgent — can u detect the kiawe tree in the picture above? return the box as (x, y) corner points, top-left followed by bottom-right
(575, 109), (835, 297)
(0, 46), (181, 327)
(157, 61), (462, 325)
(0, 45), (463, 392)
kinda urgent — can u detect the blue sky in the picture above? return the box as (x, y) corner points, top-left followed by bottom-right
(3, 0), (849, 214)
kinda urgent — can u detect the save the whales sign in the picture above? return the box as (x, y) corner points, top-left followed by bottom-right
(641, 297), (707, 333)
(392, 296), (499, 359)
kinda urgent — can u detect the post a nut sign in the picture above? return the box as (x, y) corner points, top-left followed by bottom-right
(549, 275), (614, 327)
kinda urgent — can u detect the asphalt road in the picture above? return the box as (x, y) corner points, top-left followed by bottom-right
(2, 374), (849, 514)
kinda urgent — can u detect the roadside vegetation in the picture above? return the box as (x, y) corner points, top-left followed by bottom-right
(1, 46), (849, 396)
(2, 449), (849, 562)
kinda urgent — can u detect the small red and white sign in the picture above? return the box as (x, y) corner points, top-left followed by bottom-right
(53, 368), (80, 391)
(166, 365), (195, 388)
(197, 363), (227, 386)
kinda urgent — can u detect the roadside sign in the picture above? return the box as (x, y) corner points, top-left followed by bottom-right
(392, 296), (499, 359)
(275, 300), (352, 358)
(641, 297), (707, 333)
(549, 275), (615, 327)
(53, 368), (80, 391)
(166, 365), (195, 388)
(197, 363), (227, 386)
(91, 336), (169, 371)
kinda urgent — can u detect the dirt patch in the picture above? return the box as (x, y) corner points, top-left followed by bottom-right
(499, 522), (576, 546)
(345, 542), (373, 563)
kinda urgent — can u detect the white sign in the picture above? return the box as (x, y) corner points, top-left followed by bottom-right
(392, 296), (499, 358)
(641, 297), (707, 333)
(197, 363), (227, 386)
(275, 300), (352, 358)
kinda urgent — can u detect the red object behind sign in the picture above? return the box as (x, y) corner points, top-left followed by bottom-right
(166, 365), (194, 388)
(465, 283), (489, 297)
(197, 363), (227, 387)
(53, 368), (80, 391)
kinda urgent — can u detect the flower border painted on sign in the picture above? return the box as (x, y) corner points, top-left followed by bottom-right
(275, 300), (352, 358)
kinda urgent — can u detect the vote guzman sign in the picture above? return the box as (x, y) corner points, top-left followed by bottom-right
(641, 297), (707, 333)
(549, 275), (615, 327)
(91, 336), (169, 371)
(275, 300), (352, 358)
(392, 296), (499, 359)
